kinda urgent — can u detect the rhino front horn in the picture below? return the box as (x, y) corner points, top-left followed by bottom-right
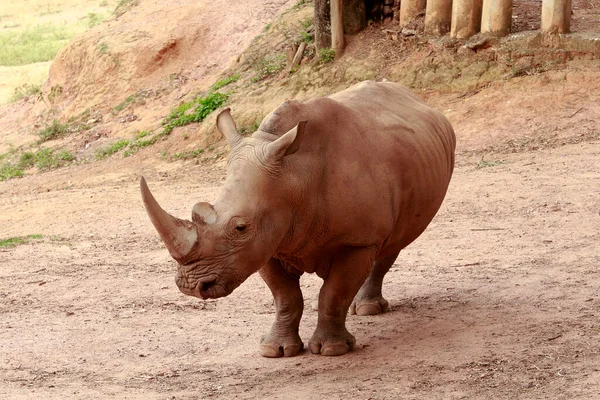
(140, 177), (198, 262)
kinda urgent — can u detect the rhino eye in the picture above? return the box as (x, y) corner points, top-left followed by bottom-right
(235, 224), (246, 232)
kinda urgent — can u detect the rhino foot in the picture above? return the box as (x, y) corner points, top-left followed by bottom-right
(349, 297), (389, 316)
(308, 330), (356, 356)
(259, 333), (304, 358)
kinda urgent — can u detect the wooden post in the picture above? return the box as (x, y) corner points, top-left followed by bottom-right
(481, 0), (513, 36)
(451, 0), (484, 39)
(400, 0), (427, 27)
(314, 0), (331, 50)
(541, 0), (572, 33)
(331, 0), (344, 52)
(425, 0), (453, 35)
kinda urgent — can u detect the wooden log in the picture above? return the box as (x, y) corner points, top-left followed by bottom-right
(400, 0), (427, 27)
(451, 0), (484, 39)
(541, 0), (572, 33)
(331, 0), (344, 52)
(481, 0), (513, 36)
(425, 0), (453, 35)
(314, 0), (331, 50)
(289, 42), (307, 72)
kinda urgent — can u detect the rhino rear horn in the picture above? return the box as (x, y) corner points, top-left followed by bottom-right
(140, 177), (198, 262)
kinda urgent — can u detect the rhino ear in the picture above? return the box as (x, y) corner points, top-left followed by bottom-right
(266, 121), (307, 159)
(192, 202), (217, 225)
(216, 108), (242, 149)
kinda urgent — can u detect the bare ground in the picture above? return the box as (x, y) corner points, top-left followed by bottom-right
(1, 60), (600, 399)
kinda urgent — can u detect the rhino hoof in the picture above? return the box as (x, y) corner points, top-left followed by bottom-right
(259, 336), (304, 358)
(308, 334), (355, 356)
(350, 298), (389, 316)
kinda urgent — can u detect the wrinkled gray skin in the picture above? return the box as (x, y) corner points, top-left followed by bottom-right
(141, 81), (456, 357)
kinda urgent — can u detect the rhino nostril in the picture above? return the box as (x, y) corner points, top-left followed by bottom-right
(200, 278), (217, 293)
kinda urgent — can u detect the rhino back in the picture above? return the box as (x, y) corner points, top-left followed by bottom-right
(260, 81), (455, 261)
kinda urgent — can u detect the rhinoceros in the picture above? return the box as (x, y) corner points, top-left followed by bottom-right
(140, 81), (455, 357)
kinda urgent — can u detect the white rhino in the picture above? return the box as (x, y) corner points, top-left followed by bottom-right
(141, 81), (456, 357)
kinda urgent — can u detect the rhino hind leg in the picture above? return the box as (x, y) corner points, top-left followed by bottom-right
(350, 252), (399, 316)
(309, 247), (376, 356)
(258, 259), (305, 358)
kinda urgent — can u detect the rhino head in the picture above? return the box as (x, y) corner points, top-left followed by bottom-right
(141, 108), (306, 300)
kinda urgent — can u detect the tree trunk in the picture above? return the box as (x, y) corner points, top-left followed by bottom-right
(343, 0), (367, 34)
(314, 0), (332, 49)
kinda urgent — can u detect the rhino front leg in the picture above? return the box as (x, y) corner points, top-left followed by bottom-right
(258, 258), (304, 358)
(309, 247), (375, 356)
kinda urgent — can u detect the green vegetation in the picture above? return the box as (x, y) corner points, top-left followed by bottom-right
(37, 120), (69, 143)
(239, 120), (261, 136)
(114, 0), (139, 17)
(95, 139), (130, 159)
(136, 130), (151, 139)
(172, 148), (205, 160)
(123, 135), (158, 157)
(161, 91), (228, 136)
(0, 163), (24, 181)
(114, 93), (137, 112)
(211, 74), (240, 91)
(476, 159), (507, 169)
(0, 234), (44, 248)
(318, 48), (335, 64)
(86, 12), (105, 28)
(9, 83), (42, 103)
(0, 147), (75, 181)
(250, 54), (286, 82)
(290, 0), (311, 12)
(23, 148), (75, 170)
(0, 23), (74, 66)
(98, 42), (109, 54)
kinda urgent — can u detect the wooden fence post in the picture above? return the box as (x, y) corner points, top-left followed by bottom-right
(425, 0), (453, 35)
(331, 0), (344, 53)
(541, 0), (572, 33)
(400, 0), (427, 27)
(481, 0), (513, 36)
(451, 0), (484, 39)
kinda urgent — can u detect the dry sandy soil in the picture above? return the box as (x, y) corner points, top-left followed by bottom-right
(1, 65), (600, 399)
(2, 1), (600, 400)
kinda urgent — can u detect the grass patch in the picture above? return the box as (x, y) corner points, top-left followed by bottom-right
(318, 48), (335, 64)
(86, 12), (105, 28)
(95, 139), (130, 159)
(114, 93), (138, 112)
(211, 74), (240, 91)
(123, 137), (158, 157)
(250, 54), (286, 82)
(114, 0), (138, 17)
(172, 148), (204, 160)
(0, 234), (44, 248)
(0, 163), (24, 181)
(98, 42), (109, 54)
(9, 83), (42, 103)
(0, 23), (75, 66)
(32, 148), (75, 170)
(0, 147), (75, 181)
(161, 91), (228, 136)
(37, 120), (69, 143)
(476, 159), (508, 169)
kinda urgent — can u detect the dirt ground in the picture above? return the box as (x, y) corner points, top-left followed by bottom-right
(1, 60), (600, 399)
(2, 0), (600, 398)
